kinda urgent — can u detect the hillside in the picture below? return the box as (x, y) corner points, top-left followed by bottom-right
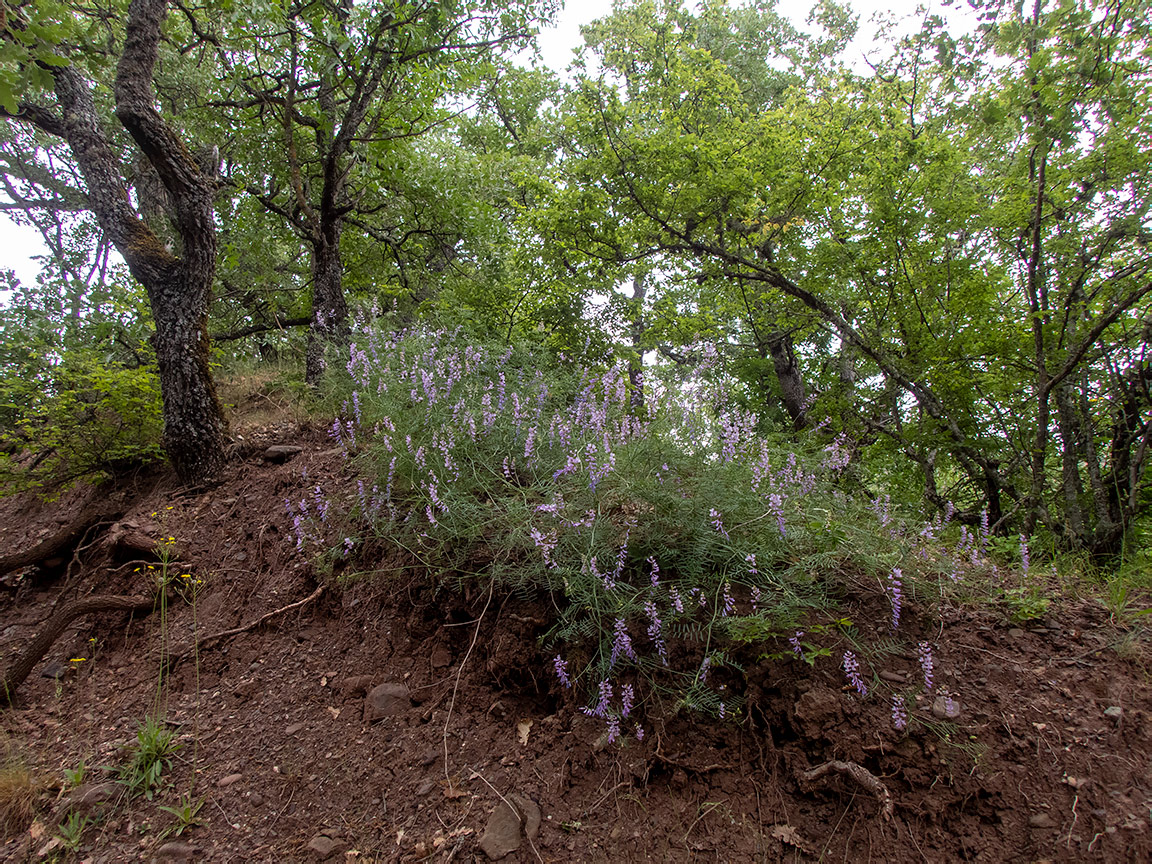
(1, 416), (1150, 863)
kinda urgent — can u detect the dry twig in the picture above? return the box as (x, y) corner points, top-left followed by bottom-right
(798, 760), (895, 821)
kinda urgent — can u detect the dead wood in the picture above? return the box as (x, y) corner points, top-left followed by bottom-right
(2, 594), (156, 705)
(798, 759), (895, 820)
(0, 511), (119, 577)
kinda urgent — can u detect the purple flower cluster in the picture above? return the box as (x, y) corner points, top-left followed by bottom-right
(610, 618), (636, 666)
(917, 641), (934, 691)
(789, 631), (804, 657)
(553, 655), (571, 688)
(891, 694), (908, 730)
(888, 567), (903, 629)
(842, 650), (868, 696)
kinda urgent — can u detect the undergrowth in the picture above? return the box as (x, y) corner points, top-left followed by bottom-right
(289, 318), (1040, 741)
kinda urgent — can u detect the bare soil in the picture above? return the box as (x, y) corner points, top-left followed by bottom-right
(1, 424), (1150, 862)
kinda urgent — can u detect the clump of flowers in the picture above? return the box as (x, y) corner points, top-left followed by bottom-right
(917, 641), (934, 691)
(842, 650), (868, 696)
(891, 694), (908, 730)
(888, 567), (903, 629)
(553, 655), (571, 688)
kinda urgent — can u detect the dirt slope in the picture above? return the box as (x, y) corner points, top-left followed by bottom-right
(1, 428), (1150, 863)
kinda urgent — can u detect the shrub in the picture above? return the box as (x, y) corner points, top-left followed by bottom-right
(305, 318), (1009, 740)
(0, 350), (164, 495)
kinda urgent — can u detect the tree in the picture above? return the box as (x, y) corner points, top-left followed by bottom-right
(1, 0), (228, 484)
(207, 0), (557, 382)
(541, 0), (1152, 550)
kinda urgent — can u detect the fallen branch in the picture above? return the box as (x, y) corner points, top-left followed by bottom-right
(167, 584), (324, 662)
(2, 594), (156, 705)
(0, 511), (118, 577)
(798, 760), (894, 820)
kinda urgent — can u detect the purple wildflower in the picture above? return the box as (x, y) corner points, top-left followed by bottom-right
(917, 641), (934, 691)
(1020, 534), (1030, 575)
(710, 508), (729, 540)
(751, 586), (761, 611)
(605, 715), (620, 744)
(610, 618), (636, 666)
(789, 631), (804, 657)
(888, 567), (903, 629)
(842, 650), (868, 696)
(697, 656), (711, 683)
(635, 724), (645, 741)
(722, 583), (735, 617)
(892, 694), (908, 730)
(621, 684), (634, 717)
(718, 702), (726, 719)
(644, 600), (668, 665)
(670, 586), (684, 613)
(553, 655), (571, 688)
(745, 553), (758, 575)
(648, 556), (660, 588)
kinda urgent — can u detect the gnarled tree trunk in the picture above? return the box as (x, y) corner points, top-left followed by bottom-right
(10, 0), (227, 484)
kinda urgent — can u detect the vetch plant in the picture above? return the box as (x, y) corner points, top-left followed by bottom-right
(312, 322), (966, 742)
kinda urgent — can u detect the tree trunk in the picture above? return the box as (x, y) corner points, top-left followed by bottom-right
(305, 219), (350, 385)
(764, 331), (807, 430)
(628, 272), (647, 414)
(19, 0), (229, 485)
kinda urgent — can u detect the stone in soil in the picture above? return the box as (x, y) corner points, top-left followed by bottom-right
(478, 792), (542, 860)
(306, 835), (349, 860)
(154, 840), (198, 860)
(263, 444), (303, 463)
(364, 682), (411, 722)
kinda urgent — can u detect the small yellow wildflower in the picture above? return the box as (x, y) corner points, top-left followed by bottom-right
(69, 658), (86, 663)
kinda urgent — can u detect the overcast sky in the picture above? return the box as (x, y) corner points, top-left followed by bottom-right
(0, 0), (971, 290)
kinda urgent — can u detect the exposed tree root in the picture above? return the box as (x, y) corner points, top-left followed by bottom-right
(798, 759), (895, 820)
(0, 511), (118, 577)
(167, 584), (325, 664)
(2, 594), (156, 705)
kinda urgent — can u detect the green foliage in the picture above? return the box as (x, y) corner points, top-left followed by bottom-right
(62, 760), (86, 789)
(54, 811), (90, 853)
(0, 347), (163, 495)
(157, 794), (204, 839)
(307, 321), (1003, 737)
(118, 717), (181, 801)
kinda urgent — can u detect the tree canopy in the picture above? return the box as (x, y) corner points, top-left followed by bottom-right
(1, 0), (1150, 555)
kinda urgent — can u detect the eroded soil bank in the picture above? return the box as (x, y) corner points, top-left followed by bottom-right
(1, 429), (1149, 862)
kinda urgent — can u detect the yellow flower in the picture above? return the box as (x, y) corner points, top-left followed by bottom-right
(180, 574), (191, 579)
(70, 658), (86, 663)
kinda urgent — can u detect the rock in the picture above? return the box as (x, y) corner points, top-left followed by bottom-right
(154, 841), (197, 860)
(250, 793), (264, 807)
(932, 695), (962, 720)
(1104, 706), (1123, 719)
(1029, 812), (1057, 829)
(264, 444), (303, 463)
(59, 781), (122, 815)
(40, 662), (74, 680)
(416, 779), (436, 796)
(364, 683), (411, 722)
(306, 835), (348, 860)
(509, 794), (541, 841)
(879, 671), (906, 684)
(339, 675), (376, 698)
(430, 645), (453, 669)
(479, 800), (524, 860)
(1008, 628), (1025, 638)
(792, 688), (843, 738)
(217, 773), (243, 788)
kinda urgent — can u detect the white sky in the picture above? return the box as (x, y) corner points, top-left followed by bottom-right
(0, 0), (972, 290)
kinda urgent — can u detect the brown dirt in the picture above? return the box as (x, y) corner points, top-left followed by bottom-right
(1, 425), (1150, 863)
